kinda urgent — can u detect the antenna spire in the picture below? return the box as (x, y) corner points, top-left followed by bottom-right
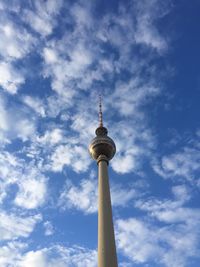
(99, 94), (103, 127)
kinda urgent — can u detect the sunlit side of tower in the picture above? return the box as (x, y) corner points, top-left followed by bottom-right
(89, 96), (118, 267)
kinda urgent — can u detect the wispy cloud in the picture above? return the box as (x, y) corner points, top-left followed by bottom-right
(0, 16), (35, 61)
(43, 221), (54, 236)
(0, 242), (26, 266)
(134, 0), (170, 52)
(0, 149), (48, 209)
(0, 243), (97, 267)
(0, 62), (25, 94)
(58, 178), (140, 214)
(152, 132), (200, 186)
(50, 143), (90, 173)
(22, 0), (63, 37)
(0, 96), (36, 143)
(117, 185), (200, 267)
(14, 169), (47, 209)
(0, 211), (42, 240)
(23, 96), (46, 117)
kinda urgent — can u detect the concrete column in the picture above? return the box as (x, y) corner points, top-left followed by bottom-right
(97, 155), (118, 267)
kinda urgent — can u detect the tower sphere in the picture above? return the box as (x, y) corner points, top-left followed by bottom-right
(89, 126), (116, 161)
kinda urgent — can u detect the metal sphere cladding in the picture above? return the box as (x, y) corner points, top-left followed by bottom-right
(89, 126), (116, 161)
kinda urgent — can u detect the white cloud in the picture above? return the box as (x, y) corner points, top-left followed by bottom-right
(0, 19), (35, 60)
(135, 14), (167, 52)
(0, 96), (36, 143)
(0, 62), (25, 94)
(110, 120), (155, 174)
(20, 250), (47, 267)
(134, 0), (169, 52)
(59, 179), (97, 214)
(43, 221), (54, 236)
(112, 153), (137, 174)
(19, 245), (97, 267)
(111, 184), (137, 207)
(70, 3), (93, 29)
(0, 243), (97, 267)
(0, 149), (48, 209)
(23, 96), (46, 117)
(43, 47), (58, 64)
(117, 186), (200, 267)
(15, 119), (36, 142)
(0, 211), (42, 240)
(109, 78), (160, 117)
(70, 110), (96, 141)
(51, 143), (90, 173)
(135, 185), (197, 225)
(0, 242), (26, 266)
(97, 0), (169, 54)
(42, 39), (93, 100)
(37, 128), (63, 145)
(117, 215), (200, 267)
(0, 107), (8, 132)
(24, 11), (53, 37)
(22, 0), (63, 37)
(152, 139), (200, 184)
(14, 170), (47, 209)
(0, 151), (23, 202)
(96, 0), (169, 68)
(172, 184), (191, 202)
(117, 218), (163, 264)
(59, 178), (137, 214)
(44, 94), (71, 118)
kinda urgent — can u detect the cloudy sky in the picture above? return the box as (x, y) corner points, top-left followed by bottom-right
(0, 0), (200, 266)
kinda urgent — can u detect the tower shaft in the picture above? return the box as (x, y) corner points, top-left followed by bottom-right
(98, 155), (118, 267)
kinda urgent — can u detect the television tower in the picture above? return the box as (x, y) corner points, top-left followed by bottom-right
(89, 96), (118, 267)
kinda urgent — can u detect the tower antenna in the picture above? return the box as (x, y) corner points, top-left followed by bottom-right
(99, 94), (103, 127)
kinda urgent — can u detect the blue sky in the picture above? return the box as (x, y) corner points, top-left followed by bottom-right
(0, 0), (200, 266)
